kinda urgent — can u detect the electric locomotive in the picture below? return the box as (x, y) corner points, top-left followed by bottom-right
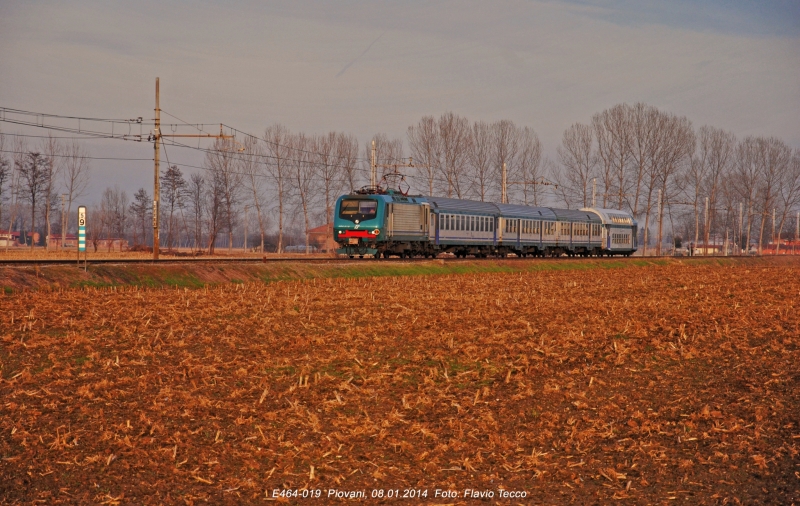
(333, 187), (637, 258)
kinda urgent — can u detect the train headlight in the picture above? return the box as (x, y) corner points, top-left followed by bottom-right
(372, 229), (380, 236)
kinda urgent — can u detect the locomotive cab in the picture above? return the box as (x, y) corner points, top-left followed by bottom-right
(334, 194), (386, 257)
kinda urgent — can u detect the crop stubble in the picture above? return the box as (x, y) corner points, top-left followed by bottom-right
(0, 260), (798, 504)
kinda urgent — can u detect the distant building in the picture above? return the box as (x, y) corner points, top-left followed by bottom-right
(307, 223), (336, 252)
(48, 234), (78, 249)
(763, 239), (800, 255)
(91, 238), (129, 251)
(0, 230), (20, 248)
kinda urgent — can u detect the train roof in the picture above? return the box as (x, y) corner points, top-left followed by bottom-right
(581, 208), (638, 226)
(495, 203), (557, 220)
(549, 208), (602, 223)
(425, 196), (499, 215)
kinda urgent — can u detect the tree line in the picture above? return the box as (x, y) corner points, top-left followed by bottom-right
(1, 102), (798, 254)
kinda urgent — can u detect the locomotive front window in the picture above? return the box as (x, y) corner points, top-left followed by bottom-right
(359, 201), (377, 214)
(339, 199), (378, 221)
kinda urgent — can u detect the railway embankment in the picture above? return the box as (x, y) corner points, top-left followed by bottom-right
(0, 255), (791, 293)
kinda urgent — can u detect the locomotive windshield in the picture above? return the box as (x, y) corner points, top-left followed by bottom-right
(339, 199), (378, 222)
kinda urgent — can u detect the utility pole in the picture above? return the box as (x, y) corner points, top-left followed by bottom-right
(501, 163), (507, 204)
(60, 194), (66, 251)
(592, 178), (596, 207)
(151, 78), (232, 260)
(153, 78), (161, 260)
(370, 140), (376, 188)
(725, 229), (729, 256)
(738, 202), (743, 255)
(772, 208), (777, 254)
(243, 205), (249, 253)
(704, 196), (709, 253)
(656, 188), (662, 256)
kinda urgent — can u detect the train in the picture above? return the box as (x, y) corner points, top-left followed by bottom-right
(333, 187), (637, 259)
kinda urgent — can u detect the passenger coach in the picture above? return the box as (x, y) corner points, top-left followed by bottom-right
(334, 188), (637, 258)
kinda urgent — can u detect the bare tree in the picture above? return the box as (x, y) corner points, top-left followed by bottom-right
(239, 136), (267, 252)
(685, 142), (708, 250)
(289, 133), (316, 254)
(61, 140), (90, 240)
(654, 112), (694, 255)
(205, 167), (225, 254)
(517, 127), (544, 206)
(407, 116), (440, 196)
(100, 186), (128, 251)
(365, 133), (404, 184)
(336, 133), (360, 193)
(88, 204), (103, 252)
(129, 188), (151, 248)
(733, 137), (762, 252)
(557, 122), (596, 208)
(492, 120), (519, 201)
(627, 103), (661, 224)
(263, 124), (292, 253)
(438, 112), (471, 198)
(0, 130), (10, 230)
(698, 126), (736, 248)
(5, 137), (26, 251)
(186, 173), (205, 253)
(468, 121), (494, 201)
(19, 151), (49, 249)
(593, 104), (632, 209)
(754, 137), (792, 253)
(205, 138), (242, 253)
(160, 165), (187, 250)
(40, 133), (61, 251)
(638, 107), (670, 255)
(316, 132), (346, 226)
(775, 149), (800, 253)
(493, 119), (520, 203)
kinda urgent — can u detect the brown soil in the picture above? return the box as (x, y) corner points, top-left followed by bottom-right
(0, 259), (798, 504)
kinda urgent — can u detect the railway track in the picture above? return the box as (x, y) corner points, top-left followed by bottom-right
(0, 256), (352, 267)
(0, 254), (665, 267)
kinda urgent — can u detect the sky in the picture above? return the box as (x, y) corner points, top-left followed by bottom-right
(0, 0), (798, 202)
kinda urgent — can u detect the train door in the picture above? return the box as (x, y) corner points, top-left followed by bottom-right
(569, 222), (573, 249)
(432, 211), (439, 245)
(539, 220), (543, 250)
(497, 217), (504, 244)
(422, 204), (431, 240)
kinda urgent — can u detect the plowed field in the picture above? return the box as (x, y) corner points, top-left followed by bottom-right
(1, 259), (798, 504)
